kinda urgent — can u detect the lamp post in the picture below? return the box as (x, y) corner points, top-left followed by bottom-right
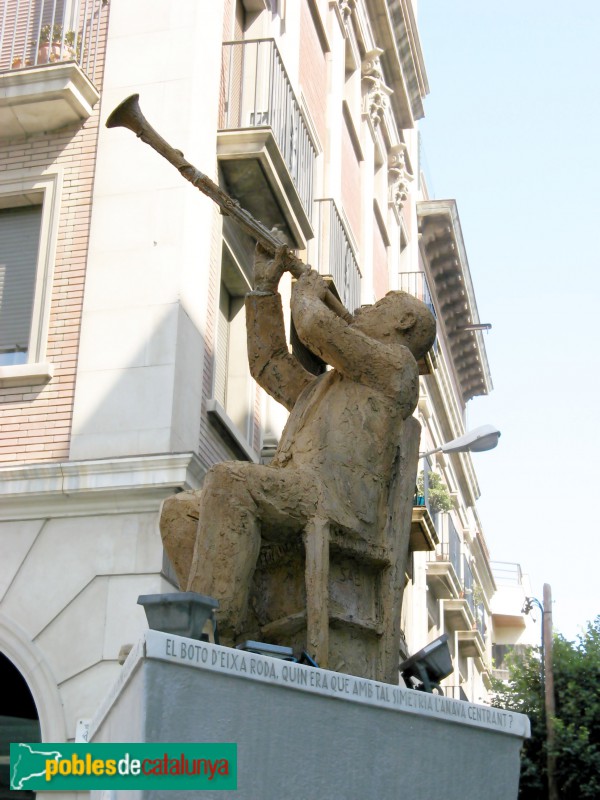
(522, 584), (557, 800)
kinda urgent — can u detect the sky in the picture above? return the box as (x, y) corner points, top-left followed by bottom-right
(417, 1), (600, 642)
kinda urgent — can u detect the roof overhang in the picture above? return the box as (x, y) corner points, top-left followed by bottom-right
(417, 199), (493, 403)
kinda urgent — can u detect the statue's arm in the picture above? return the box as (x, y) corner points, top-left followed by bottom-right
(246, 291), (314, 411)
(292, 272), (418, 406)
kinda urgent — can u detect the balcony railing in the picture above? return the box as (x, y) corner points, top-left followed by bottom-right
(399, 271), (438, 364)
(463, 556), (474, 614)
(309, 198), (362, 313)
(491, 560), (524, 587)
(476, 603), (486, 638)
(429, 516), (461, 576)
(443, 685), (468, 701)
(0, 0), (103, 84)
(414, 457), (434, 517)
(447, 517), (461, 576)
(398, 271), (436, 319)
(220, 39), (316, 220)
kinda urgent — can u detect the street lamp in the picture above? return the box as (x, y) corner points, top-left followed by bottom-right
(418, 425), (501, 509)
(522, 595), (545, 685)
(419, 424), (501, 459)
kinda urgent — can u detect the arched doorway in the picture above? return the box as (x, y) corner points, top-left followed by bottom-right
(0, 651), (41, 799)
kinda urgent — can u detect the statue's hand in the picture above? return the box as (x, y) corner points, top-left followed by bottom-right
(297, 268), (329, 301)
(253, 242), (287, 292)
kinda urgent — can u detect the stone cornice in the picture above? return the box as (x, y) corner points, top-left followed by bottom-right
(417, 200), (493, 404)
(388, 0), (429, 113)
(367, 0), (428, 127)
(0, 453), (205, 520)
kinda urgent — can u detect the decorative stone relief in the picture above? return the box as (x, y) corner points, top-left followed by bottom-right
(337, 0), (357, 22)
(361, 48), (393, 129)
(388, 143), (413, 213)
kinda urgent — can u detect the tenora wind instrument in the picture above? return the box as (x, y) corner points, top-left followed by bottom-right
(105, 94), (353, 323)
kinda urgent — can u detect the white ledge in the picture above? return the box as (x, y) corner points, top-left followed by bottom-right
(0, 62), (100, 139)
(0, 362), (53, 387)
(0, 452), (205, 520)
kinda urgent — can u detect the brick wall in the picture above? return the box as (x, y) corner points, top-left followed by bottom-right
(299, 0), (328, 149)
(0, 4), (109, 466)
(341, 114), (362, 244)
(373, 210), (389, 299)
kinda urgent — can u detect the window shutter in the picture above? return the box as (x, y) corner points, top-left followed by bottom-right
(0, 205), (42, 364)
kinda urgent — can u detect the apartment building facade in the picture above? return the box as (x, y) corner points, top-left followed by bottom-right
(0, 0), (518, 761)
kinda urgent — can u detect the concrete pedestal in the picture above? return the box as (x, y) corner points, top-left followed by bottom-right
(89, 631), (529, 799)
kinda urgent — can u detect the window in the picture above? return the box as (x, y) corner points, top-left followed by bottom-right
(0, 168), (61, 385)
(0, 206), (42, 366)
(214, 279), (245, 418)
(208, 237), (258, 462)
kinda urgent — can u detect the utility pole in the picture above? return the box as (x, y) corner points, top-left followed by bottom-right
(543, 583), (558, 800)
(523, 584), (558, 800)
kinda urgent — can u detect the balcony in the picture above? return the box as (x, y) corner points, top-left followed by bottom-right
(309, 199), (362, 313)
(457, 629), (485, 659)
(218, 38), (317, 248)
(490, 561), (529, 629)
(0, 0), (103, 139)
(426, 516), (462, 599)
(442, 597), (473, 632)
(411, 494), (438, 553)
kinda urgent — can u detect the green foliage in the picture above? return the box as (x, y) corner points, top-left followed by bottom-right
(416, 470), (454, 514)
(40, 24), (63, 43)
(39, 24), (78, 48)
(492, 617), (600, 798)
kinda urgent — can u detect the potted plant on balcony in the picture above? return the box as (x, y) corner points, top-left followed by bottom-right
(37, 24), (78, 64)
(416, 471), (454, 514)
(11, 55), (32, 69)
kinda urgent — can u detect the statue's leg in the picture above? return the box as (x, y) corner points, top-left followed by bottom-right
(159, 490), (201, 589)
(185, 463), (261, 638)
(186, 462), (318, 639)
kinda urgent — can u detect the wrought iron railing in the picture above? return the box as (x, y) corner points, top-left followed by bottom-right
(443, 684), (468, 701)
(398, 271), (436, 319)
(428, 516), (461, 578)
(309, 198), (362, 313)
(414, 457), (435, 516)
(476, 602), (486, 638)
(491, 560), (524, 587)
(0, 0), (104, 84)
(220, 38), (316, 220)
(398, 270), (439, 360)
(462, 556), (474, 614)
(446, 517), (461, 577)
